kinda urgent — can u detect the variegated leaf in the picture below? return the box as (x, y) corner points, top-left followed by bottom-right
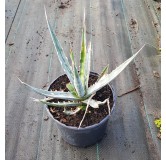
(85, 42), (91, 90)
(87, 44), (146, 95)
(33, 98), (82, 107)
(73, 64), (85, 97)
(44, 7), (74, 84)
(69, 48), (85, 97)
(97, 64), (109, 82)
(79, 11), (86, 87)
(66, 83), (78, 98)
(18, 77), (79, 100)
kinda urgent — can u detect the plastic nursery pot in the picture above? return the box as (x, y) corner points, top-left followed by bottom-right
(46, 72), (116, 147)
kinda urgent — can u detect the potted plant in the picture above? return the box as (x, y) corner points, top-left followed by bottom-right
(18, 8), (147, 147)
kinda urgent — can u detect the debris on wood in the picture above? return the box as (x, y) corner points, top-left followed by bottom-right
(154, 23), (158, 27)
(158, 48), (161, 52)
(42, 82), (49, 88)
(59, 3), (67, 9)
(107, 44), (111, 47)
(157, 5), (161, 11)
(44, 116), (49, 121)
(130, 18), (137, 26)
(153, 71), (160, 78)
(129, 18), (139, 33)
(157, 132), (161, 139)
(106, 28), (111, 31)
(86, 31), (95, 36)
(118, 85), (140, 97)
(58, 1), (71, 9)
(8, 42), (14, 46)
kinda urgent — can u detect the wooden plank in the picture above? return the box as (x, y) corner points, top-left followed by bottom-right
(90, 0), (152, 159)
(144, 0), (161, 33)
(5, 0), (23, 41)
(5, 0), (57, 159)
(6, 0), (28, 62)
(121, 0), (161, 159)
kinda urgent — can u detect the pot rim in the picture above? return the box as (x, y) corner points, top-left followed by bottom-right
(45, 71), (116, 130)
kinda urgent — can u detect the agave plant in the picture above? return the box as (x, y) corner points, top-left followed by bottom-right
(18, 8), (147, 116)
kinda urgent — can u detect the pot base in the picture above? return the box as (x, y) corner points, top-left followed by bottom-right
(55, 115), (109, 147)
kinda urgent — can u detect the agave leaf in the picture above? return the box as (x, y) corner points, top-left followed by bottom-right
(73, 64), (85, 97)
(83, 98), (108, 108)
(84, 42), (92, 90)
(70, 53), (85, 97)
(44, 7), (74, 84)
(87, 44), (146, 95)
(70, 49), (78, 71)
(70, 48), (74, 63)
(18, 78), (79, 100)
(69, 49), (85, 97)
(97, 64), (109, 82)
(66, 83), (78, 98)
(79, 12), (86, 87)
(63, 107), (82, 115)
(33, 98), (82, 107)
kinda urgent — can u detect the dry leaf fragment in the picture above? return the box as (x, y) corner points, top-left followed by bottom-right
(8, 42), (14, 46)
(153, 71), (160, 78)
(44, 116), (49, 121)
(50, 107), (56, 113)
(42, 82), (49, 88)
(157, 132), (161, 139)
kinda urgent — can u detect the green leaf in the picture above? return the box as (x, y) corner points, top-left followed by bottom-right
(87, 44), (146, 96)
(84, 42), (91, 90)
(73, 64), (85, 97)
(44, 7), (74, 84)
(79, 14), (86, 87)
(97, 64), (109, 82)
(70, 49), (85, 97)
(70, 48), (75, 64)
(18, 77), (79, 101)
(66, 83), (78, 97)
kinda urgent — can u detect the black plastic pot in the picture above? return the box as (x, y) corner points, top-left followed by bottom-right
(46, 72), (116, 147)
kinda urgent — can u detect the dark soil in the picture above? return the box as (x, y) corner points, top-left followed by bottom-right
(47, 73), (114, 128)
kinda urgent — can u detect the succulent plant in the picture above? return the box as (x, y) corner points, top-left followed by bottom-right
(18, 8), (147, 116)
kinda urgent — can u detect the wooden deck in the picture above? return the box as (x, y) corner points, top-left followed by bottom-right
(5, 0), (161, 159)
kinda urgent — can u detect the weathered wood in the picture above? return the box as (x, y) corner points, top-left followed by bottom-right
(89, 0), (153, 159)
(5, 0), (25, 41)
(5, 0), (57, 159)
(122, 0), (161, 159)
